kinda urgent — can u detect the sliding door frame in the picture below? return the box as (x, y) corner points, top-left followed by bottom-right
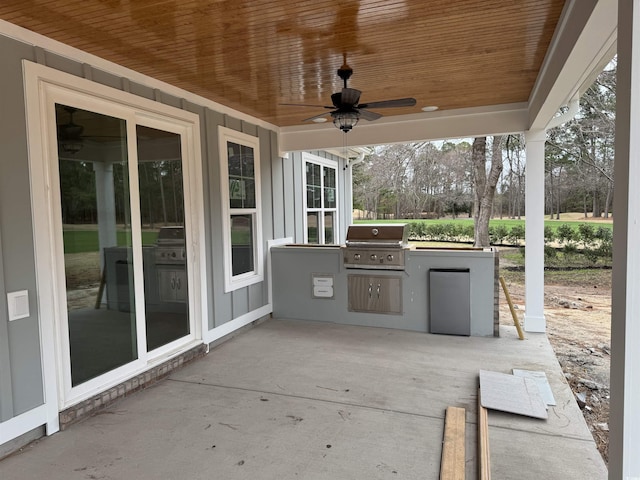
(24, 61), (207, 429)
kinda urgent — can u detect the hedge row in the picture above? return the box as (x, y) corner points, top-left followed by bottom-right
(407, 221), (612, 249)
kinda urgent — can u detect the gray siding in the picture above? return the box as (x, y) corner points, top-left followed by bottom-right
(0, 35), (45, 419)
(0, 31), (279, 425)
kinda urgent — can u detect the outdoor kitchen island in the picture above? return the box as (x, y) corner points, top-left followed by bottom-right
(271, 228), (499, 336)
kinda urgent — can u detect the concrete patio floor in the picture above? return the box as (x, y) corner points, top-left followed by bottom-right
(0, 318), (607, 479)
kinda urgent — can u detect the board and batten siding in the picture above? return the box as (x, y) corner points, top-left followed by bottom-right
(0, 30), (280, 436)
(0, 34), (46, 424)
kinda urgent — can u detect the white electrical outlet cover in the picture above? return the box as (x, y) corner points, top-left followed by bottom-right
(7, 290), (29, 321)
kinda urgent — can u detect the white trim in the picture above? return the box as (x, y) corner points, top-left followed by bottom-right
(0, 405), (48, 444)
(301, 153), (339, 244)
(528, 0), (617, 130)
(24, 61), (208, 412)
(203, 305), (272, 345)
(218, 126), (264, 292)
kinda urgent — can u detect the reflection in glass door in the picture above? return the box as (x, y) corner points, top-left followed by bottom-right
(56, 104), (137, 387)
(56, 105), (193, 389)
(136, 125), (190, 350)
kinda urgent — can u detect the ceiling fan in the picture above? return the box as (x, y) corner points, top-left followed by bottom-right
(283, 54), (417, 133)
(56, 106), (86, 154)
(57, 106), (124, 155)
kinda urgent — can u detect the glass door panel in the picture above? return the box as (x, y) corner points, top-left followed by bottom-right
(55, 104), (137, 387)
(136, 125), (190, 350)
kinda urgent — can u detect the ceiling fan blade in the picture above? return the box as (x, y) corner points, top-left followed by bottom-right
(358, 109), (383, 121)
(302, 111), (333, 122)
(340, 88), (361, 107)
(281, 103), (334, 109)
(358, 97), (417, 109)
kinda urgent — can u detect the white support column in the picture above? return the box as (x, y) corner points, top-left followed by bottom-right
(609, 1), (640, 478)
(93, 161), (118, 262)
(523, 130), (546, 333)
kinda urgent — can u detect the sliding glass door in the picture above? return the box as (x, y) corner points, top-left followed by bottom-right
(54, 101), (195, 393)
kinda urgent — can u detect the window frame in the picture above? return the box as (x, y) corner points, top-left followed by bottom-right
(219, 126), (263, 292)
(302, 153), (339, 245)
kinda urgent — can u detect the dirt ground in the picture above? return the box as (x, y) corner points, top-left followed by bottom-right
(499, 268), (611, 464)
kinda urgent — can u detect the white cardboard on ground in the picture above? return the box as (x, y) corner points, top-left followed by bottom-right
(479, 369), (548, 419)
(512, 369), (557, 406)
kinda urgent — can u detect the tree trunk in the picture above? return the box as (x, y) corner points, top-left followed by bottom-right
(548, 169), (555, 219)
(604, 183), (612, 218)
(472, 136), (504, 247)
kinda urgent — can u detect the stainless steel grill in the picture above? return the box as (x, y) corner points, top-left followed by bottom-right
(342, 224), (411, 270)
(155, 226), (186, 265)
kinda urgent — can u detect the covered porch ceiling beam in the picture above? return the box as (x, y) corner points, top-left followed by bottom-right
(278, 102), (528, 153)
(528, 0), (617, 131)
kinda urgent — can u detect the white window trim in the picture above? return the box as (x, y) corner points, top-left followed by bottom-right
(302, 153), (339, 244)
(219, 126), (264, 292)
(24, 61), (208, 415)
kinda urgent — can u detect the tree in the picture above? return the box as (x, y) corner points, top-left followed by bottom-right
(471, 136), (504, 247)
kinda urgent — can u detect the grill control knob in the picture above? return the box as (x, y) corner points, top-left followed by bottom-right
(387, 254), (394, 261)
(354, 253), (361, 260)
(370, 254), (377, 261)
(171, 252), (176, 258)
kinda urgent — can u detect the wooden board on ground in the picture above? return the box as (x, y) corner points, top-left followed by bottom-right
(440, 406), (466, 480)
(512, 369), (556, 406)
(479, 370), (548, 419)
(478, 389), (490, 480)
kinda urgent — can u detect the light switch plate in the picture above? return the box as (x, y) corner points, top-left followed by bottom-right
(7, 290), (29, 321)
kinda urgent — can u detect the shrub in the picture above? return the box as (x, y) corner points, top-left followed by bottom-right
(462, 224), (475, 242)
(583, 247), (600, 264)
(544, 225), (556, 244)
(491, 224), (509, 245)
(578, 223), (596, 248)
(408, 221), (426, 240)
(556, 223), (575, 245)
(426, 223), (446, 241)
(597, 242), (613, 260)
(508, 225), (526, 245)
(595, 226), (613, 244)
(562, 243), (579, 261)
(544, 245), (557, 260)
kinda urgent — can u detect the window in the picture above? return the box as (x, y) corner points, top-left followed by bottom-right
(304, 155), (338, 244)
(219, 127), (263, 291)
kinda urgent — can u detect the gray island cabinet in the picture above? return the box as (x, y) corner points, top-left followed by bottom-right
(271, 245), (499, 336)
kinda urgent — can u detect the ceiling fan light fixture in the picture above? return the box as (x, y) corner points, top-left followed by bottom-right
(333, 111), (359, 133)
(60, 138), (84, 154)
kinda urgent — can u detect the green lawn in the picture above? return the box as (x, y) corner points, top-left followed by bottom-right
(63, 230), (159, 254)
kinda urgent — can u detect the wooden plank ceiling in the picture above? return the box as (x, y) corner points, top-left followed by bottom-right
(1, 0), (565, 128)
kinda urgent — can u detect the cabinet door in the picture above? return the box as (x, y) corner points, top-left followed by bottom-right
(348, 274), (402, 314)
(374, 277), (402, 314)
(173, 270), (188, 302)
(157, 269), (176, 302)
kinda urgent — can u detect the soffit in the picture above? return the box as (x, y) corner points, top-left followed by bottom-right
(1, 0), (565, 131)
